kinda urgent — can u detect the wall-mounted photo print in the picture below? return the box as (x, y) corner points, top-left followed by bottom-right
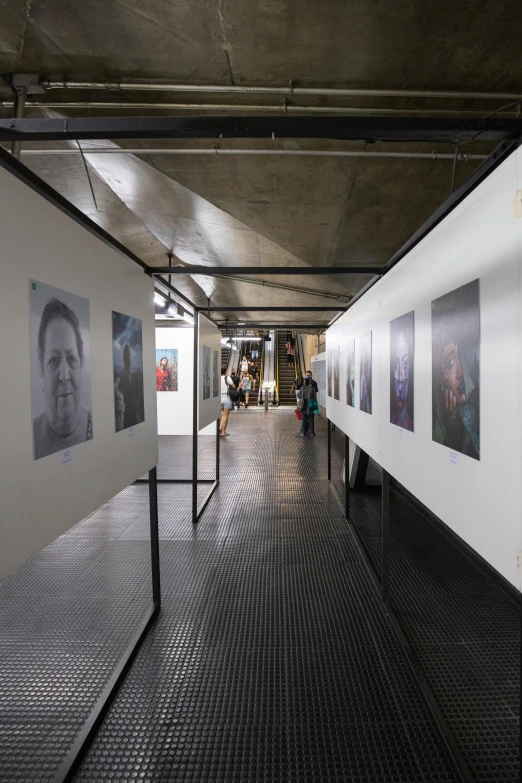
(113, 311), (145, 432)
(432, 279), (480, 460)
(359, 331), (372, 414)
(203, 345), (211, 400)
(346, 339), (355, 407)
(390, 312), (414, 432)
(333, 346), (340, 401)
(156, 348), (178, 392)
(212, 349), (219, 397)
(29, 280), (93, 460)
(327, 349), (332, 397)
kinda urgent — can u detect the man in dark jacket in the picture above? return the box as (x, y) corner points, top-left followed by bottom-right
(305, 370), (318, 393)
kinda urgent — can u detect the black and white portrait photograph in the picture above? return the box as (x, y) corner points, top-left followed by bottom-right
(360, 331), (372, 414)
(113, 311), (145, 432)
(346, 339), (355, 407)
(203, 345), (211, 400)
(213, 349), (219, 398)
(333, 346), (340, 401)
(29, 280), (93, 460)
(390, 311), (414, 431)
(432, 279), (480, 460)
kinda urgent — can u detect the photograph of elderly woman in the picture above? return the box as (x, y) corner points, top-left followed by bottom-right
(29, 280), (93, 460)
(156, 349), (178, 392)
(113, 311), (145, 432)
(432, 280), (480, 460)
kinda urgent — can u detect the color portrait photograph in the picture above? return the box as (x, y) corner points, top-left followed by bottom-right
(390, 311), (414, 431)
(432, 279), (480, 460)
(360, 331), (372, 414)
(29, 279), (92, 460)
(113, 311), (145, 432)
(346, 338), (355, 407)
(156, 348), (178, 392)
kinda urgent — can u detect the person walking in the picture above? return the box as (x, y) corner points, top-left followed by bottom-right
(249, 362), (258, 392)
(290, 372), (304, 404)
(230, 369), (241, 409)
(297, 377), (318, 437)
(240, 370), (253, 408)
(285, 338), (295, 367)
(240, 354), (249, 373)
(220, 371), (233, 435)
(305, 369), (318, 393)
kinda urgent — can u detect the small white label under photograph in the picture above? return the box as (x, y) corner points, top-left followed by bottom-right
(60, 449), (73, 464)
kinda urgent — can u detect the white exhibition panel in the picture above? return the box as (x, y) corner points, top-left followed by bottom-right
(198, 313), (222, 431)
(326, 147), (522, 590)
(156, 326), (215, 436)
(0, 165), (158, 580)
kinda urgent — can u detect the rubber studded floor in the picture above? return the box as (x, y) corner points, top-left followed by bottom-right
(330, 427), (521, 783)
(0, 411), (468, 781)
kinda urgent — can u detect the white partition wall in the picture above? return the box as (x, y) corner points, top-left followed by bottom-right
(0, 165), (158, 580)
(198, 313), (222, 430)
(156, 325), (215, 436)
(326, 146), (522, 590)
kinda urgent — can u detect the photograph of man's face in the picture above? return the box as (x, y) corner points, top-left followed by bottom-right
(432, 279), (480, 460)
(390, 311), (414, 432)
(359, 331), (372, 414)
(113, 311), (145, 432)
(29, 280), (93, 460)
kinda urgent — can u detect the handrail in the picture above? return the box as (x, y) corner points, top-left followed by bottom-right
(258, 339), (264, 404)
(275, 333), (279, 404)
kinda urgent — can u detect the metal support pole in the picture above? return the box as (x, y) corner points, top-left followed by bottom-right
(148, 467), (161, 604)
(344, 434), (350, 519)
(10, 87), (26, 160)
(192, 308), (199, 524)
(327, 419), (332, 481)
(382, 468), (390, 602)
(216, 417), (220, 483)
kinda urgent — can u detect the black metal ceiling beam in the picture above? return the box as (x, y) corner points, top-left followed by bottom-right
(216, 324), (327, 329)
(201, 306), (343, 311)
(2, 115), (522, 142)
(150, 265), (379, 276)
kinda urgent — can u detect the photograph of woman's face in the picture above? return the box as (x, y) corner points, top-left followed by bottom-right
(41, 318), (83, 437)
(30, 280), (92, 460)
(441, 339), (466, 407)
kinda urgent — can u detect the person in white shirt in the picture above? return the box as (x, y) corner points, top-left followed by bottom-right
(240, 354), (249, 373)
(220, 371), (233, 435)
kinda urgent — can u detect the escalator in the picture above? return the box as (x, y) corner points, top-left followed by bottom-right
(276, 331), (297, 406)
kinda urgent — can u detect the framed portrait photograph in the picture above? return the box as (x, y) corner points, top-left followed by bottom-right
(29, 279), (93, 460)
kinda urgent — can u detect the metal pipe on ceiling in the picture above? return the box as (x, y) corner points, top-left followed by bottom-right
(1, 100), (519, 119)
(42, 80), (522, 102)
(14, 147), (487, 161)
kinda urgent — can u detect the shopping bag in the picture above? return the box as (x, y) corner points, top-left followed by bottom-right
(295, 409), (303, 421)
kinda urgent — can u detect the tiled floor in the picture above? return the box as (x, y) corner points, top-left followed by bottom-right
(0, 410), (518, 781)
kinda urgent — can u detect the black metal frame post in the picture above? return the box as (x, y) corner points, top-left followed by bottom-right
(381, 468), (390, 604)
(148, 467), (161, 604)
(327, 419), (332, 481)
(344, 434), (350, 519)
(216, 417), (220, 483)
(192, 308), (199, 524)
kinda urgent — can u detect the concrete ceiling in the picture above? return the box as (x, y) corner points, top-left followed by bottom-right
(2, 0), (520, 327)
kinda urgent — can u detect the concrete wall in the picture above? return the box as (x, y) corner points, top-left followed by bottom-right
(326, 147), (522, 591)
